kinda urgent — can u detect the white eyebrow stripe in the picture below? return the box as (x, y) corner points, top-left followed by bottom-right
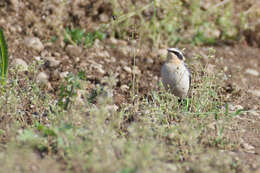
(167, 48), (183, 55)
(168, 48), (184, 60)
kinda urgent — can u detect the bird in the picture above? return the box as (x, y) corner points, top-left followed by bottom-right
(161, 48), (190, 99)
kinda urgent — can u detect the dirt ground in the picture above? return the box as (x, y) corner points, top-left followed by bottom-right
(0, 0), (260, 171)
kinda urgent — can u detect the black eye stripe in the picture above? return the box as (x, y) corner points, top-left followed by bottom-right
(168, 50), (183, 60)
(167, 48), (184, 60)
(174, 51), (183, 60)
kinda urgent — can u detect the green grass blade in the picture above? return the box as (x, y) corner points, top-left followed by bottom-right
(0, 28), (8, 85)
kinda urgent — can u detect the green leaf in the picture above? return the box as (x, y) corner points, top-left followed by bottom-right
(0, 28), (8, 85)
(64, 28), (84, 44)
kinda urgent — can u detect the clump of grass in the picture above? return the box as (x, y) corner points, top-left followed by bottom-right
(64, 28), (106, 47)
(58, 71), (85, 110)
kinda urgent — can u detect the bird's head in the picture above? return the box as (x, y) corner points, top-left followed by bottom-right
(167, 48), (185, 64)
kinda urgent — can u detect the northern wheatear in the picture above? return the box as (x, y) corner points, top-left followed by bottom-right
(161, 48), (190, 98)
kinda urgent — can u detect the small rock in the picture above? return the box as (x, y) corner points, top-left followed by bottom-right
(104, 56), (116, 63)
(96, 51), (110, 59)
(44, 42), (53, 47)
(240, 138), (255, 153)
(10, 26), (17, 33)
(109, 37), (118, 44)
(34, 56), (41, 61)
(248, 110), (259, 116)
(120, 84), (129, 92)
(60, 71), (69, 79)
(94, 65), (105, 74)
(65, 45), (82, 57)
(223, 66), (228, 72)
(13, 58), (28, 71)
(24, 37), (44, 52)
(145, 58), (154, 64)
(44, 56), (60, 67)
(99, 13), (109, 22)
(123, 66), (132, 73)
(89, 60), (105, 74)
(75, 57), (80, 63)
(36, 72), (49, 84)
(248, 89), (260, 97)
(53, 52), (61, 57)
(120, 60), (128, 66)
(229, 104), (243, 111)
(245, 68), (259, 76)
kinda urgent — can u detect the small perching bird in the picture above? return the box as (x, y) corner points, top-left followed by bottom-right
(161, 48), (190, 99)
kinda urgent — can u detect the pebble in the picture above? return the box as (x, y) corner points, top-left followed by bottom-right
(44, 56), (60, 67)
(120, 84), (129, 92)
(99, 13), (109, 22)
(245, 68), (259, 76)
(223, 66), (228, 72)
(94, 65), (105, 74)
(145, 57), (154, 64)
(240, 138), (255, 153)
(34, 56), (41, 61)
(109, 37), (118, 44)
(65, 45), (82, 57)
(96, 51), (110, 59)
(104, 56), (116, 63)
(53, 52), (61, 57)
(36, 72), (49, 84)
(89, 60), (105, 74)
(13, 58), (28, 71)
(229, 104), (243, 111)
(60, 71), (69, 79)
(123, 66), (132, 73)
(248, 89), (260, 97)
(24, 37), (44, 52)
